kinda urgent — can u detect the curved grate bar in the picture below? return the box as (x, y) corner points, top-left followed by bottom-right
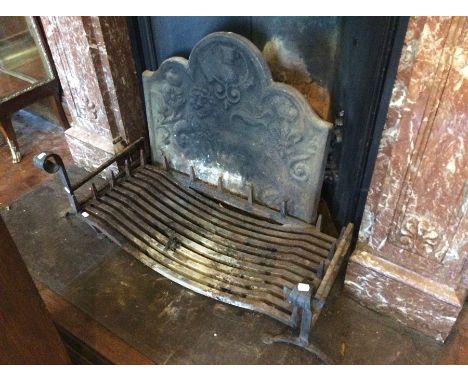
(78, 164), (339, 326)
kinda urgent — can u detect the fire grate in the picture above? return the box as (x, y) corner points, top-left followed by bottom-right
(33, 32), (354, 363)
(85, 164), (337, 326)
(33, 143), (352, 363)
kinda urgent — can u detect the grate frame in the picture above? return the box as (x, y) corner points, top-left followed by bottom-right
(33, 138), (353, 363)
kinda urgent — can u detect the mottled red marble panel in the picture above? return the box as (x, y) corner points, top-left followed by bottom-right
(359, 17), (467, 285)
(40, 16), (146, 171)
(41, 16), (113, 141)
(347, 16), (467, 340)
(346, 258), (461, 341)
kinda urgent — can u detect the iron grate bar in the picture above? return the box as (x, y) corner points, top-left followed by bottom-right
(123, 176), (328, 262)
(78, 164), (341, 328)
(134, 171), (332, 253)
(145, 166), (335, 242)
(116, 181), (321, 273)
(84, 210), (294, 326)
(98, 195), (301, 291)
(104, 207), (290, 310)
(85, 205), (294, 316)
(101, 191), (310, 286)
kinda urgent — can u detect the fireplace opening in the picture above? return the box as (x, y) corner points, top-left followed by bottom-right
(2, 15), (465, 363)
(29, 18), (410, 360)
(33, 30), (357, 360)
(128, 16), (408, 234)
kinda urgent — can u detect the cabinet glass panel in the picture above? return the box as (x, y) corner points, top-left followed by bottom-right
(0, 17), (53, 102)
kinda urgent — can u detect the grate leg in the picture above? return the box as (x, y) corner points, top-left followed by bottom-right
(263, 285), (334, 364)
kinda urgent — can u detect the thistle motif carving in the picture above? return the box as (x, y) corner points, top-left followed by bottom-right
(145, 32), (332, 222)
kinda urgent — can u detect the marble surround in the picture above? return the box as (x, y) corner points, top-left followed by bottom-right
(345, 16), (468, 341)
(40, 17), (145, 173)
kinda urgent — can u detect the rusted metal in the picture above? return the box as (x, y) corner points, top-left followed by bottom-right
(247, 184), (253, 206)
(170, 168), (320, 227)
(32, 152), (79, 213)
(33, 138), (145, 214)
(139, 148), (146, 168)
(124, 159), (131, 178)
(109, 170), (116, 189)
(69, 137), (145, 193)
(91, 183), (98, 200)
(264, 224), (353, 364)
(189, 166), (196, 182)
(163, 155), (170, 171)
(281, 200), (287, 218)
(80, 162), (341, 324)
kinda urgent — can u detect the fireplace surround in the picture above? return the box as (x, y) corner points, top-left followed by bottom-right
(36, 16), (466, 347)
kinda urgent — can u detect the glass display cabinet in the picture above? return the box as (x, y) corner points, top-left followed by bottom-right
(0, 16), (69, 163)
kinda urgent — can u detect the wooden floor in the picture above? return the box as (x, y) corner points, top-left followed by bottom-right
(0, 110), (73, 208)
(0, 111), (152, 364)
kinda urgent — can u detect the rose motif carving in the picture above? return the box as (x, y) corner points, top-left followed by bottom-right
(157, 68), (186, 127)
(162, 83), (185, 110)
(261, 94), (315, 184)
(399, 216), (442, 261)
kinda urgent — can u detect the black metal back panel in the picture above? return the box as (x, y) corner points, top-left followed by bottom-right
(143, 32), (332, 223)
(128, 16), (408, 231)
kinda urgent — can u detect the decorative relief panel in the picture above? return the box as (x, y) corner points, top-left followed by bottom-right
(398, 215), (443, 261)
(143, 32), (332, 222)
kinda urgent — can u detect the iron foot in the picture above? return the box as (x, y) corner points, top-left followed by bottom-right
(263, 333), (334, 364)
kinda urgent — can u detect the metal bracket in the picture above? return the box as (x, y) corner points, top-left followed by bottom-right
(33, 137), (146, 215)
(33, 152), (79, 213)
(263, 284), (334, 364)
